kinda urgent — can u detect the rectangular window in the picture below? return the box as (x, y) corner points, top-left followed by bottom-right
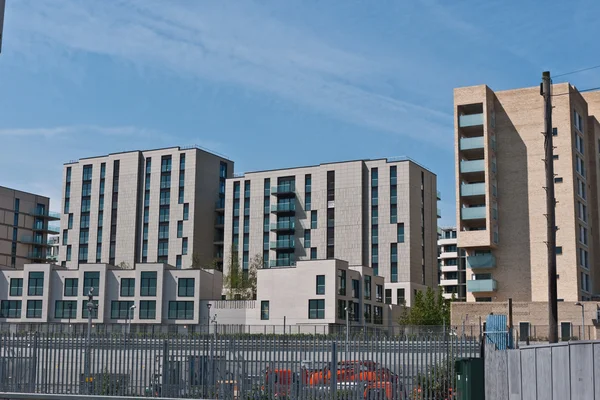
(182, 238), (188, 255)
(178, 278), (195, 297)
(390, 206), (397, 224)
(578, 178), (586, 200)
(177, 255), (183, 269)
(110, 301), (134, 319)
(310, 247), (317, 260)
(556, 246), (563, 255)
(338, 269), (346, 296)
(183, 203), (189, 220)
(574, 109), (584, 132)
(579, 225), (588, 246)
(80, 214), (90, 229)
(139, 300), (156, 319)
(576, 155), (586, 178)
(179, 153), (186, 170)
(385, 289), (392, 304)
(82, 165), (93, 180)
(83, 272), (100, 295)
(64, 278), (78, 297)
(347, 280), (358, 301)
(580, 248), (589, 269)
(81, 198), (91, 212)
(177, 221), (184, 238)
(55, 300), (77, 319)
(305, 193), (312, 211)
(26, 300), (43, 318)
(338, 299), (347, 320)
(261, 301), (270, 320)
(66, 167), (72, 183)
(0, 300), (22, 318)
(66, 245), (72, 261)
(554, 177), (563, 183)
(82, 182), (91, 196)
(141, 271), (157, 296)
(316, 275), (325, 295)
(364, 276), (371, 300)
(308, 299), (325, 319)
(311, 211), (317, 229)
(397, 223), (405, 243)
(158, 241), (168, 257)
(160, 190), (170, 205)
(68, 214), (73, 229)
(304, 230), (311, 248)
(179, 172), (185, 187)
(364, 304), (372, 323)
(161, 156), (172, 172)
(160, 174), (171, 189)
(376, 284), (383, 303)
(168, 301), (194, 320)
(374, 306), (383, 325)
(159, 223), (169, 239)
(28, 272), (44, 296)
(10, 278), (23, 296)
(64, 199), (70, 214)
(159, 207), (170, 222)
(120, 278), (135, 297)
(576, 134), (585, 155)
(397, 288), (406, 305)
(178, 187), (184, 204)
(79, 230), (89, 244)
(578, 202), (587, 223)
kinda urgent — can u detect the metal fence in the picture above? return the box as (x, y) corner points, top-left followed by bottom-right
(0, 329), (481, 399)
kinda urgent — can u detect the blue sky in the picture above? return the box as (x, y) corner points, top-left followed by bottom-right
(1, 0), (599, 226)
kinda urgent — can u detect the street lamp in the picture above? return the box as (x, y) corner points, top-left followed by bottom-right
(127, 305), (136, 335)
(67, 303), (73, 333)
(575, 302), (585, 340)
(207, 303), (212, 334)
(345, 302), (353, 361)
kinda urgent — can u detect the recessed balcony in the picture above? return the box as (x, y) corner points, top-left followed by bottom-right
(461, 206), (486, 221)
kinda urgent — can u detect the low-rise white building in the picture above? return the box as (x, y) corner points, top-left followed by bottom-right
(0, 263), (222, 329)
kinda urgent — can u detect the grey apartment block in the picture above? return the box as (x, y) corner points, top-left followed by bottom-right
(59, 146), (233, 270)
(0, 186), (59, 268)
(222, 158), (439, 306)
(438, 227), (466, 301)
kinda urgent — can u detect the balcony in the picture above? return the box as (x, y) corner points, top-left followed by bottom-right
(215, 200), (225, 213)
(440, 279), (459, 286)
(461, 183), (485, 197)
(271, 184), (296, 197)
(467, 253), (496, 269)
(440, 265), (459, 273)
(459, 113), (484, 128)
(459, 137), (484, 151)
(33, 225), (61, 234)
(27, 251), (47, 261)
(269, 259), (296, 268)
(20, 235), (51, 246)
(437, 191), (441, 200)
(30, 209), (61, 221)
(270, 240), (295, 250)
(467, 279), (497, 293)
(271, 204), (295, 214)
(270, 221), (295, 232)
(461, 207), (486, 220)
(437, 208), (441, 219)
(460, 159), (485, 175)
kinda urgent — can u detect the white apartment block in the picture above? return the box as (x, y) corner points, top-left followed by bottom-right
(0, 263), (222, 329)
(0, 186), (60, 268)
(222, 158), (439, 307)
(59, 146), (233, 271)
(438, 227), (466, 301)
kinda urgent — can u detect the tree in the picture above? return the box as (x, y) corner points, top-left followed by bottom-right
(190, 252), (203, 269)
(117, 261), (131, 270)
(398, 287), (451, 326)
(223, 249), (261, 300)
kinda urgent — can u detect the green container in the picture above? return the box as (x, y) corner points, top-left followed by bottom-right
(454, 358), (485, 400)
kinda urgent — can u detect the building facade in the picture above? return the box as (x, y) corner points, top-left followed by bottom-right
(0, 186), (60, 268)
(0, 263), (222, 328)
(58, 146), (233, 270)
(222, 158), (439, 306)
(455, 84), (600, 302)
(438, 227), (466, 301)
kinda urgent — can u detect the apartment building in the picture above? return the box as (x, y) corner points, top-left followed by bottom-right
(59, 146), (233, 270)
(438, 227), (466, 301)
(222, 158), (439, 306)
(0, 186), (60, 268)
(0, 262), (221, 329)
(455, 84), (600, 302)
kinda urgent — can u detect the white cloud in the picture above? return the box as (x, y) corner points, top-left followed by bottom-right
(0, 125), (157, 138)
(7, 0), (454, 146)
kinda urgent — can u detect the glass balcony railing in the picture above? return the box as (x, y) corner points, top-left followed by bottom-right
(437, 208), (441, 218)
(467, 253), (496, 269)
(271, 204), (295, 213)
(459, 113), (484, 128)
(270, 221), (295, 231)
(461, 183), (485, 197)
(461, 207), (486, 220)
(467, 279), (498, 293)
(437, 190), (441, 200)
(27, 251), (47, 260)
(31, 209), (61, 220)
(459, 137), (484, 151)
(21, 235), (50, 246)
(270, 240), (295, 250)
(215, 200), (225, 210)
(269, 259), (296, 268)
(460, 159), (485, 174)
(271, 184), (295, 196)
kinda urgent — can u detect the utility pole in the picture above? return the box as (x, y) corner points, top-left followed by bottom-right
(541, 71), (558, 343)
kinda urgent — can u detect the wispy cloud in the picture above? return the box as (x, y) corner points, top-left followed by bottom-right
(7, 0), (454, 146)
(0, 125), (158, 138)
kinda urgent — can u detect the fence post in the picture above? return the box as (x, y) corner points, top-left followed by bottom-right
(30, 333), (38, 393)
(330, 341), (337, 399)
(162, 339), (169, 398)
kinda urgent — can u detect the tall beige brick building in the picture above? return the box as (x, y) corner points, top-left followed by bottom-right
(455, 83), (600, 302)
(59, 146), (233, 270)
(222, 158), (439, 306)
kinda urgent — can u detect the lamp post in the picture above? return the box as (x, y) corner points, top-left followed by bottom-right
(575, 302), (585, 340)
(207, 303), (212, 334)
(127, 305), (136, 335)
(345, 302), (353, 361)
(68, 303), (72, 334)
